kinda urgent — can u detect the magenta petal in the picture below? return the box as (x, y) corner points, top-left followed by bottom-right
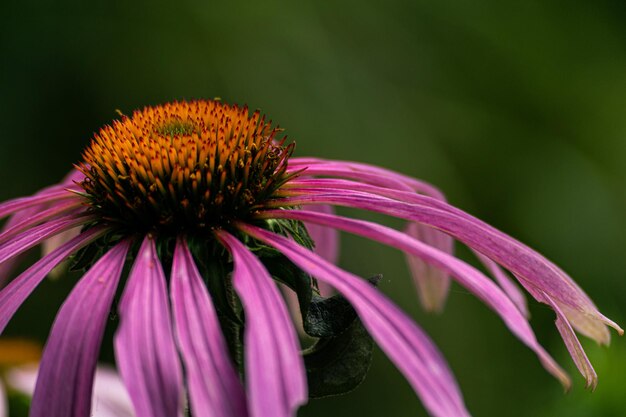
(0, 213), (91, 266)
(273, 187), (623, 341)
(115, 237), (184, 417)
(302, 204), (338, 297)
(518, 278), (598, 388)
(170, 238), (248, 417)
(405, 222), (452, 313)
(30, 240), (131, 417)
(287, 158), (446, 199)
(0, 190), (77, 220)
(542, 291), (597, 389)
(475, 253), (529, 318)
(304, 204), (340, 265)
(217, 231), (307, 417)
(240, 223), (470, 417)
(259, 209), (571, 388)
(0, 226), (105, 334)
(0, 200), (82, 245)
(0, 207), (41, 288)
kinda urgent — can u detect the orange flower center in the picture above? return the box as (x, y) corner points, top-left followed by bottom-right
(79, 100), (294, 234)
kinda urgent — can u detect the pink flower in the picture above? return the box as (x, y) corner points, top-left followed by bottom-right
(0, 100), (620, 417)
(4, 364), (134, 417)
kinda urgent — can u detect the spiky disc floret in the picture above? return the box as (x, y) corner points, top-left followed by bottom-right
(78, 100), (295, 235)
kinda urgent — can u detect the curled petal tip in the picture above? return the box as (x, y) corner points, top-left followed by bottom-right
(608, 320), (624, 336)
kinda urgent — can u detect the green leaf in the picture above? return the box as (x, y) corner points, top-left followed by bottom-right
(304, 275), (381, 338)
(302, 275), (382, 398)
(303, 317), (374, 398)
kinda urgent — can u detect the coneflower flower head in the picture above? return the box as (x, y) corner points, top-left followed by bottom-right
(78, 101), (294, 234)
(0, 99), (621, 417)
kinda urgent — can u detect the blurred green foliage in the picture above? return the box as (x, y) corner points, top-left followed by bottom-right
(1, 0), (625, 416)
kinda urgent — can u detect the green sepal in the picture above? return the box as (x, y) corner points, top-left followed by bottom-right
(188, 240), (241, 324)
(69, 229), (124, 272)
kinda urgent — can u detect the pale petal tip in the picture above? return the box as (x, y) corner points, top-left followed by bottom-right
(585, 375), (598, 392)
(600, 314), (623, 338)
(420, 294), (447, 314)
(609, 321), (624, 336)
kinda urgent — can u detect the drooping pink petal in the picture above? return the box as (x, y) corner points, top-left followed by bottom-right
(288, 163), (456, 307)
(284, 178), (616, 336)
(170, 238), (248, 417)
(260, 209), (571, 388)
(114, 236), (184, 417)
(0, 200), (83, 245)
(288, 162), (415, 192)
(272, 186), (623, 342)
(239, 223), (470, 417)
(0, 226), (105, 334)
(516, 277), (598, 389)
(0, 213), (92, 266)
(405, 222), (452, 313)
(0, 189), (78, 220)
(30, 240), (131, 417)
(216, 230), (307, 417)
(302, 204), (338, 297)
(474, 253), (529, 317)
(0, 207), (41, 288)
(287, 158), (446, 199)
(304, 204), (340, 266)
(541, 291), (597, 389)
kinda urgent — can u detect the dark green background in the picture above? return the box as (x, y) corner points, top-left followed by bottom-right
(1, 1), (625, 416)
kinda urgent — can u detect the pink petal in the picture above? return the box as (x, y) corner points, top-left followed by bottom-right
(405, 222), (452, 313)
(517, 278), (598, 389)
(217, 230), (307, 417)
(0, 207), (41, 288)
(114, 236), (184, 417)
(170, 238), (248, 417)
(0, 213), (91, 266)
(304, 204), (340, 266)
(31, 240), (131, 417)
(0, 189), (78, 220)
(0, 199), (82, 245)
(474, 253), (529, 317)
(542, 292), (597, 389)
(287, 158), (446, 199)
(0, 226), (105, 333)
(302, 204), (338, 297)
(239, 223), (470, 417)
(288, 160), (455, 304)
(260, 209), (571, 388)
(273, 185), (623, 341)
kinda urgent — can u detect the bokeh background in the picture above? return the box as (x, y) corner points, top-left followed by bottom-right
(1, 1), (626, 416)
